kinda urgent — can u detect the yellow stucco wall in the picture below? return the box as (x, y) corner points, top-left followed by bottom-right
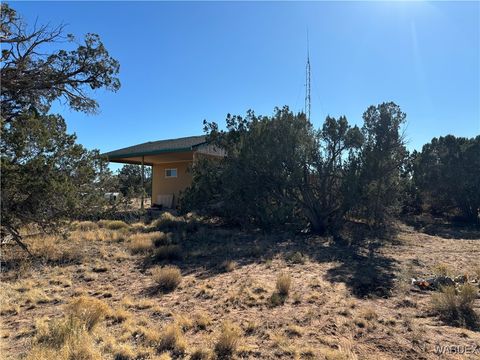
(151, 161), (193, 207)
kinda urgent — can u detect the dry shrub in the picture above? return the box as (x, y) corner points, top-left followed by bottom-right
(174, 313), (194, 331)
(472, 265), (480, 281)
(130, 222), (146, 232)
(276, 273), (292, 296)
(108, 308), (131, 324)
(432, 263), (452, 277)
(359, 307), (378, 321)
(214, 321), (241, 359)
(285, 325), (303, 337)
(113, 344), (135, 360)
(431, 284), (479, 329)
(153, 212), (185, 231)
(67, 296), (110, 331)
(127, 231), (168, 254)
(127, 233), (154, 254)
(73, 221), (99, 231)
(221, 260), (237, 272)
(151, 266), (182, 292)
(29, 235), (83, 264)
(285, 251), (307, 264)
(190, 348), (212, 360)
(157, 323), (186, 355)
(98, 220), (129, 230)
(29, 316), (102, 360)
(154, 245), (182, 261)
(193, 311), (212, 330)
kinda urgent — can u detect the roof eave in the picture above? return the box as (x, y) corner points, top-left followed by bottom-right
(103, 144), (206, 160)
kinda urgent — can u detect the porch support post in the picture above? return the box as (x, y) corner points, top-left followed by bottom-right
(141, 156), (145, 210)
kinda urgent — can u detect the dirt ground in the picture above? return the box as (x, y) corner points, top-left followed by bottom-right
(1, 216), (479, 359)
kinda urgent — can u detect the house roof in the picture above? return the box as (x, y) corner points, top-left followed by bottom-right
(102, 135), (207, 159)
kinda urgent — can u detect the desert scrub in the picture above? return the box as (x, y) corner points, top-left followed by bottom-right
(28, 315), (102, 360)
(221, 260), (238, 272)
(127, 233), (155, 254)
(157, 323), (187, 355)
(72, 221), (99, 231)
(154, 244), (183, 261)
(190, 348), (212, 360)
(276, 273), (292, 296)
(432, 263), (452, 277)
(98, 220), (129, 230)
(153, 212), (185, 231)
(67, 296), (110, 330)
(431, 284), (479, 329)
(151, 266), (182, 292)
(214, 321), (241, 358)
(193, 311), (212, 330)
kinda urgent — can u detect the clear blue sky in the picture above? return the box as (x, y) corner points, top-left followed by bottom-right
(13, 1), (480, 170)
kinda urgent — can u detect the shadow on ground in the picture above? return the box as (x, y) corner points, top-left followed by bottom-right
(141, 221), (399, 299)
(403, 216), (480, 240)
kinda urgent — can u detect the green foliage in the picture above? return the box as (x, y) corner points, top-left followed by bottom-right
(182, 104), (406, 234)
(117, 164), (152, 198)
(0, 4), (120, 252)
(0, 112), (114, 249)
(357, 102), (408, 226)
(413, 135), (480, 223)
(1, 4), (120, 120)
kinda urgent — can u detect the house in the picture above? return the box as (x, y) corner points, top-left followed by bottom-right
(102, 135), (224, 208)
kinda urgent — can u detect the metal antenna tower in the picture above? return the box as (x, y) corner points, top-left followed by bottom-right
(304, 29), (311, 121)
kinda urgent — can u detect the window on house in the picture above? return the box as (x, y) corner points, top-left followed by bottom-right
(165, 168), (177, 178)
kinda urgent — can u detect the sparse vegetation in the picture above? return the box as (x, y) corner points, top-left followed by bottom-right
(276, 273), (292, 297)
(431, 284), (479, 329)
(214, 321), (241, 359)
(221, 260), (237, 272)
(157, 323), (187, 355)
(2, 218), (480, 360)
(151, 266), (182, 292)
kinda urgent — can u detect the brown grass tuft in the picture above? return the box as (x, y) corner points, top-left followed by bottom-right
(151, 266), (182, 292)
(221, 260), (238, 272)
(154, 245), (183, 261)
(431, 284), (479, 329)
(98, 220), (129, 230)
(157, 323), (187, 355)
(276, 273), (292, 297)
(214, 321), (241, 359)
(67, 296), (110, 331)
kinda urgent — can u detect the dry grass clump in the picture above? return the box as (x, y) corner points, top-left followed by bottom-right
(431, 284), (479, 329)
(127, 233), (155, 254)
(358, 307), (378, 321)
(151, 266), (182, 292)
(432, 263), (452, 277)
(221, 260), (238, 272)
(98, 220), (129, 230)
(67, 296), (110, 331)
(130, 222), (146, 232)
(153, 212), (185, 231)
(157, 323), (187, 355)
(28, 314), (103, 360)
(285, 251), (308, 264)
(108, 308), (131, 324)
(214, 321), (241, 359)
(154, 244), (183, 261)
(269, 273), (292, 306)
(73, 221), (99, 231)
(112, 344), (136, 360)
(29, 235), (83, 264)
(276, 273), (292, 296)
(190, 348), (212, 360)
(193, 311), (212, 330)
(127, 231), (169, 254)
